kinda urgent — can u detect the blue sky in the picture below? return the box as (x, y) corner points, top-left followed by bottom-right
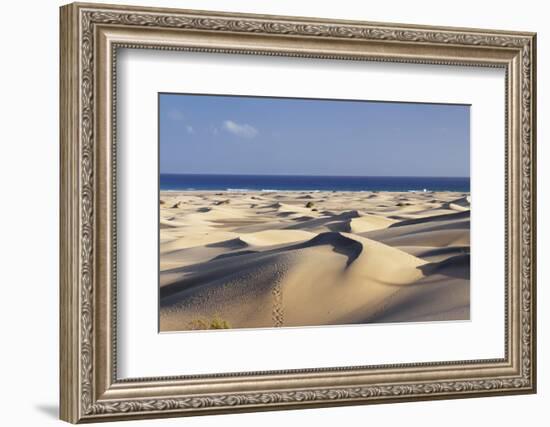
(159, 93), (470, 177)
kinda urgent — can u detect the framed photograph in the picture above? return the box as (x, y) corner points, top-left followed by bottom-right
(60, 2), (537, 423)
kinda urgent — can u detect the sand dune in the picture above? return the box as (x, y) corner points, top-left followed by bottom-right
(159, 190), (470, 331)
(237, 229), (315, 246)
(364, 211), (469, 246)
(447, 195), (471, 211)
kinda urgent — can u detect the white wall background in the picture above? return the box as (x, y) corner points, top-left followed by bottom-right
(0, 0), (545, 425)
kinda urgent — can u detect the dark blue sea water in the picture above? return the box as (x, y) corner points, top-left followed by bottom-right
(160, 174), (469, 192)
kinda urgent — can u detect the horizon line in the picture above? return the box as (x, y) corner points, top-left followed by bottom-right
(160, 172), (470, 179)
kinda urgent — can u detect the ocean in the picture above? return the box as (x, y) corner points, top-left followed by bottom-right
(160, 174), (470, 192)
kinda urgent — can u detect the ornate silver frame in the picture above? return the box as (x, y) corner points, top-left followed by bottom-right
(60, 2), (537, 423)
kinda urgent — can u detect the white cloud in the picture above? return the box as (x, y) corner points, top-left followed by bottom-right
(185, 125), (194, 134)
(223, 120), (258, 139)
(167, 109), (185, 121)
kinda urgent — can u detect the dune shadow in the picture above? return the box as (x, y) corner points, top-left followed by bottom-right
(292, 215), (315, 222)
(212, 250), (259, 261)
(417, 254), (470, 279)
(389, 210), (470, 228)
(417, 246), (469, 259)
(284, 210), (360, 231)
(290, 232), (363, 268)
(206, 238), (248, 249)
(276, 211), (295, 218)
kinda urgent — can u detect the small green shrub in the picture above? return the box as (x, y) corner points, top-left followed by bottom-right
(305, 201), (315, 208)
(209, 317), (231, 329)
(187, 316), (231, 330)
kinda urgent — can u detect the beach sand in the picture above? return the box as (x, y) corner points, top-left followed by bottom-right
(159, 190), (470, 331)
